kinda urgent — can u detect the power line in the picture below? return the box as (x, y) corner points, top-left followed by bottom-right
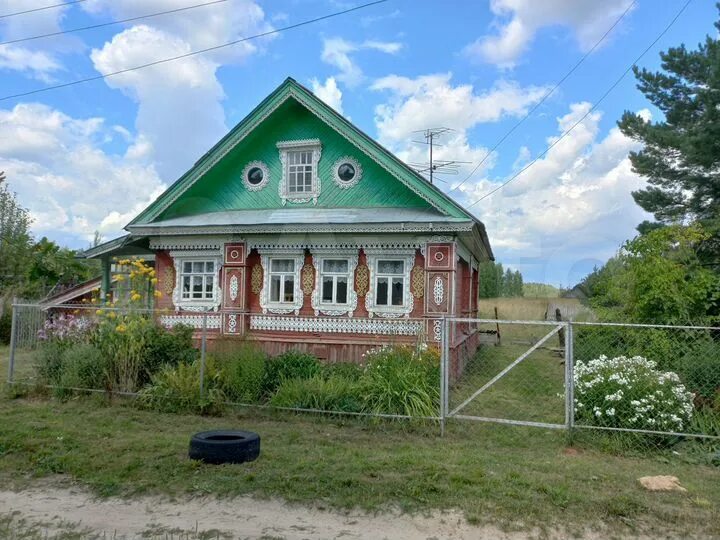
(449, 0), (637, 195)
(0, 0), (387, 103)
(0, 0), (231, 47)
(464, 0), (692, 210)
(0, 0), (87, 19)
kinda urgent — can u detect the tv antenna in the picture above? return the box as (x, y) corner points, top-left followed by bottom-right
(410, 128), (470, 185)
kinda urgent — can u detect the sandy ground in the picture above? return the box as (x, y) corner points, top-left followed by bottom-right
(0, 486), (558, 540)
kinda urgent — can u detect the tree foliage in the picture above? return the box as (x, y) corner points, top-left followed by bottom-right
(618, 7), (720, 247)
(478, 262), (523, 298)
(0, 173), (32, 294)
(581, 225), (720, 325)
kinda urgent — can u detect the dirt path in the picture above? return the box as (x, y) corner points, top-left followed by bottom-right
(0, 486), (534, 539)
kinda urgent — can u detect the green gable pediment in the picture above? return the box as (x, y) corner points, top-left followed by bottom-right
(130, 78), (477, 226)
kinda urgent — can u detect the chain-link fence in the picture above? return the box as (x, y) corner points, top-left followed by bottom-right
(5, 303), (440, 422)
(5, 305), (720, 446)
(443, 317), (720, 447)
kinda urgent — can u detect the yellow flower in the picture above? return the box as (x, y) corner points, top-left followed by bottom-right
(114, 275), (125, 282)
(116, 324), (127, 333)
(131, 293), (142, 302)
(95, 309), (103, 316)
(153, 290), (162, 298)
(151, 277), (158, 285)
(108, 312), (117, 319)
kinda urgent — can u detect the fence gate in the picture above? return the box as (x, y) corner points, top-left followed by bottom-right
(443, 318), (571, 430)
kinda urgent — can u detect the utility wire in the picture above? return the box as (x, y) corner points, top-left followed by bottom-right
(0, 0), (231, 47)
(449, 0), (637, 195)
(0, 0), (87, 19)
(465, 0), (692, 209)
(0, 0), (387, 102)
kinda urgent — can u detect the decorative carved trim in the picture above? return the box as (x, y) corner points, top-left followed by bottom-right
(310, 250), (359, 317)
(242, 160), (270, 191)
(250, 264), (263, 294)
(229, 275), (239, 301)
(433, 276), (444, 305)
(171, 255), (222, 312)
(250, 316), (422, 336)
(411, 266), (424, 299)
(364, 249), (416, 319)
(355, 264), (369, 297)
(258, 250), (304, 315)
(277, 139), (322, 206)
(227, 313), (239, 334)
(162, 266), (175, 296)
(248, 238), (427, 252)
(433, 319), (442, 342)
(150, 237), (231, 250)
(160, 314), (222, 329)
(301, 263), (314, 296)
(332, 156), (363, 189)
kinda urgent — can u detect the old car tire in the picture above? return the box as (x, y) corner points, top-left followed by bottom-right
(188, 430), (260, 464)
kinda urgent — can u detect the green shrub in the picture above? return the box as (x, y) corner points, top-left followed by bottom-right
(322, 361), (364, 381)
(573, 355), (695, 434)
(57, 343), (108, 396)
(0, 311), (11, 345)
(137, 358), (225, 416)
(261, 350), (321, 396)
(678, 344), (720, 404)
(270, 375), (365, 413)
(215, 342), (266, 403)
(361, 345), (440, 418)
(36, 341), (66, 385)
(142, 323), (197, 384)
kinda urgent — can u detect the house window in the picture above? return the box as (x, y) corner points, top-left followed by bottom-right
(269, 258), (296, 303)
(374, 260), (405, 307)
(180, 260), (216, 301)
(332, 156), (363, 189)
(320, 259), (350, 305)
(277, 139), (322, 205)
(287, 151), (313, 194)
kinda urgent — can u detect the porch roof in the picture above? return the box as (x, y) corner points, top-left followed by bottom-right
(127, 207), (469, 229)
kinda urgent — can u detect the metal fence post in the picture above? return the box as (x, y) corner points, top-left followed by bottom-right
(564, 321), (575, 438)
(199, 313), (207, 398)
(7, 302), (18, 384)
(439, 317), (446, 437)
(443, 317), (451, 429)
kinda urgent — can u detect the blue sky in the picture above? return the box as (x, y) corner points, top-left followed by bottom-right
(0, 0), (716, 286)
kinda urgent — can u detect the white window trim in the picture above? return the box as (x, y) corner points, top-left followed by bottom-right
(258, 250), (304, 315)
(277, 139), (322, 205)
(311, 249), (359, 317)
(242, 160), (270, 191)
(332, 156), (363, 189)
(364, 249), (415, 319)
(170, 250), (222, 312)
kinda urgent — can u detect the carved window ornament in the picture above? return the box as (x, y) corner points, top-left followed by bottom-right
(364, 249), (415, 319)
(229, 275), (239, 301)
(355, 264), (369, 297)
(277, 139), (322, 205)
(258, 250), (304, 315)
(310, 250), (359, 317)
(301, 263), (315, 296)
(410, 266), (424, 299)
(242, 160), (270, 191)
(250, 264), (263, 295)
(433, 275), (444, 305)
(170, 251), (222, 312)
(332, 156), (362, 189)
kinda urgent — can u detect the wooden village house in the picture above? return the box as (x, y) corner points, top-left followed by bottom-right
(78, 78), (494, 367)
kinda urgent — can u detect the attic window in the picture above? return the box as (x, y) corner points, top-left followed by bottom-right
(277, 139), (322, 205)
(242, 161), (269, 191)
(332, 156), (362, 189)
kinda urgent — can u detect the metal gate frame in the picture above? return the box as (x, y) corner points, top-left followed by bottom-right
(440, 318), (572, 433)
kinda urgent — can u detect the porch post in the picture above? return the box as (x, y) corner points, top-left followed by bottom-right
(100, 256), (111, 302)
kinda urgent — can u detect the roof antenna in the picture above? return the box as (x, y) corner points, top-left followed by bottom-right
(409, 128), (470, 185)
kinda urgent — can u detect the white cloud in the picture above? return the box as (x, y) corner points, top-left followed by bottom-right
(0, 0), (73, 80)
(371, 73), (550, 182)
(310, 76), (344, 114)
(0, 103), (165, 243)
(466, 0), (635, 68)
(456, 103), (651, 284)
(321, 37), (403, 87)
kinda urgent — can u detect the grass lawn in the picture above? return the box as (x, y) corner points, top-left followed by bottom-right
(1, 348), (719, 537)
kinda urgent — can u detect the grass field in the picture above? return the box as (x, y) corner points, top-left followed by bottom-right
(479, 297), (593, 321)
(1, 346), (720, 537)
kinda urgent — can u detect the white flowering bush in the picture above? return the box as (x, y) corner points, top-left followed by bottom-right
(573, 355), (694, 432)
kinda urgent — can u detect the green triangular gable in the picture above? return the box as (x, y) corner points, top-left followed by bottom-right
(129, 78), (476, 225)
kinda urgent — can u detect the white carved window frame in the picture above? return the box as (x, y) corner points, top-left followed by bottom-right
(364, 249), (415, 319)
(277, 139), (322, 205)
(311, 249), (359, 317)
(170, 250), (222, 312)
(258, 249), (304, 315)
